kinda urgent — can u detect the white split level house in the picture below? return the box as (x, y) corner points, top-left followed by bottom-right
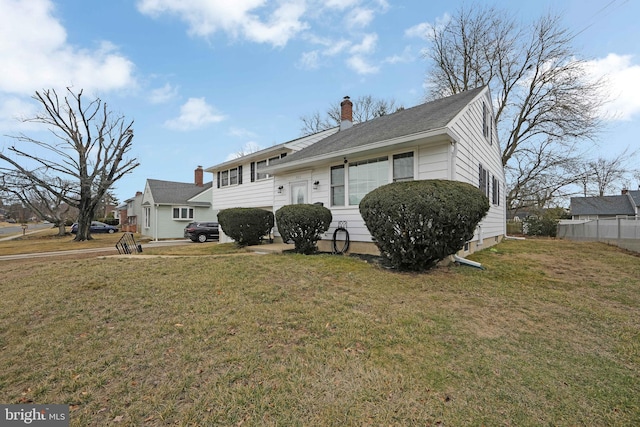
(206, 86), (506, 255)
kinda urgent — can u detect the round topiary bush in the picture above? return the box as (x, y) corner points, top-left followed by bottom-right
(359, 180), (490, 271)
(275, 204), (332, 254)
(218, 207), (274, 247)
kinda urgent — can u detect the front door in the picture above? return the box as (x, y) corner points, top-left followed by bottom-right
(290, 182), (308, 204)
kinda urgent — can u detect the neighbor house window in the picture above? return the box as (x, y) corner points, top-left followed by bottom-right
(331, 165), (345, 206)
(221, 171), (229, 187)
(144, 207), (150, 228)
(348, 156), (389, 205)
(229, 168), (238, 185)
(393, 152), (414, 182)
(173, 206), (194, 220)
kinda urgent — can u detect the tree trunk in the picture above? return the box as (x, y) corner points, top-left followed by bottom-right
(57, 223), (66, 236)
(74, 208), (94, 241)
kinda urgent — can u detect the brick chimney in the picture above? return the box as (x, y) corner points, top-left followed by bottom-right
(195, 165), (204, 187)
(340, 96), (353, 130)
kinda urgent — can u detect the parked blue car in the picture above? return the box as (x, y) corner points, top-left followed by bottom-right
(70, 221), (119, 234)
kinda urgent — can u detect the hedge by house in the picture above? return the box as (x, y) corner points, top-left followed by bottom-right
(359, 180), (490, 271)
(275, 204), (332, 254)
(218, 208), (274, 246)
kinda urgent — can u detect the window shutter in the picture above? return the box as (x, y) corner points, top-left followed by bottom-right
(238, 165), (243, 184)
(217, 171), (220, 188)
(250, 162), (255, 182)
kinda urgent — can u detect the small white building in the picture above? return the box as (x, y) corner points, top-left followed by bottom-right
(207, 87), (506, 255)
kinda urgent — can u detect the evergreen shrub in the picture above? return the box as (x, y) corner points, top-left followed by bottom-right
(276, 204), (332, 254)
(359, 180), (490, 271)
(218, 207), (274, 246)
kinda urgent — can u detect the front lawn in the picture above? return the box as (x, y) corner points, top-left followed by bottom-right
(0, 239), (638, 425)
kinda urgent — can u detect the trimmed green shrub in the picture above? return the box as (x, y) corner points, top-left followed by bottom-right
(276, 204), (332, 254)
(218, 208), (274, 246)
(359, 180), (490, 271)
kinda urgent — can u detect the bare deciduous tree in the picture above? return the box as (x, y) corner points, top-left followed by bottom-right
(300, 95), (402, 135)
(0, 174), (76, 235)
(423, 4), (607, 210)
(577, 148), (636, 196)
(0, 88), (139, 241)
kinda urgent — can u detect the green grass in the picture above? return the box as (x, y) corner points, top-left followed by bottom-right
(0, 238), (639, 426)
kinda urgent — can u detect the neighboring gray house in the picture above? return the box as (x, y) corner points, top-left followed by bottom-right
(141, 166), (216, 240)
(208, 86), (506, 255)
(570, 190), (640, 220)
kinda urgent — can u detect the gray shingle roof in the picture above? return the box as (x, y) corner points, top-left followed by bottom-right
(629, 190), (640, 206)
(147, 179), (212, 205)
(273, 86), (486, 166)
(570, 195), (635, 216)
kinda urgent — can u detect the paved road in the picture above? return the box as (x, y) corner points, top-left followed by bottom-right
(0, 223), (53, 236)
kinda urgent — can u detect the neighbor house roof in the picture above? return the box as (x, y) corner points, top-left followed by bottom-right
(268, 86), (486, 170)
(145, 179), (212, 206)
(570, 195), (636, 216)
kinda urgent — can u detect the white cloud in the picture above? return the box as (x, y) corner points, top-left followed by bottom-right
(297, 50), (320, 70)
(0, 0), (136, 96)
(350, 33), (377, 55)
(584, 53), (640, 121)
(137, 0), (309, 47)
(323, 0), (360, 11)
(149, 83), (179, 104)
(0, 96), (40, 131)
(347, 55), (379, 74)
(405, 14), (450, 41)
(164, 98), (226, 130)
(228, 127), (258, 139)
(225, 141), (264, 161)
(346, 8), (374, 28)
(384, 46), (414, 64)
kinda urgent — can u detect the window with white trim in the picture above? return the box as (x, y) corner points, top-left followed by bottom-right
(331, 151), (414, 206)
(393, 152), (414, 182)
(172, 206), (194, 220)
(252, 154), (286, 182)
(331, 165), (345, 206)
(144, 207), (150, 228)
(218, 165), (243, 187)
(349, 156), (389, 205)
(492, 175), (500, 205)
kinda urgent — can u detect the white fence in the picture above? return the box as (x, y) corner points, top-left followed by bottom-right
(557, 218), (640, 253)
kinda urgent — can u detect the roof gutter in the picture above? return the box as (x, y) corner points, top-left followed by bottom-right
(264, 127), (459, 174)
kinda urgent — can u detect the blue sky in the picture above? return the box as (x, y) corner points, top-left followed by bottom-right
(1, 0), (639, 203)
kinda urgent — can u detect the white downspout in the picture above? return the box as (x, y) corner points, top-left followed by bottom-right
(154, 203), (159, 242)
